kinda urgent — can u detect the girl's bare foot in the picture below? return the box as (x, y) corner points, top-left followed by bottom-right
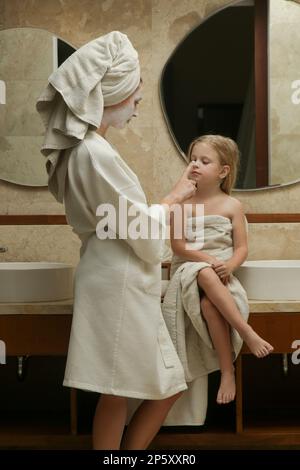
(242, 325), (274, 358)
(217, 370), (236, 404)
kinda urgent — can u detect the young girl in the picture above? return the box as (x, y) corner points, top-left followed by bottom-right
(169, 135), (274, 406)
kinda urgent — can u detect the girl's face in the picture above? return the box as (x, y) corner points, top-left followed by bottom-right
(189, 142), (229, 186)
(105, 86), (143, 129)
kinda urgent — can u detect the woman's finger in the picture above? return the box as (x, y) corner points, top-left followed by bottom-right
(185, 162), (199, 179)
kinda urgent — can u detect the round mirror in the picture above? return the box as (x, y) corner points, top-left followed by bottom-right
(0, 27), (76, 187)
(160, 0), (300, 190)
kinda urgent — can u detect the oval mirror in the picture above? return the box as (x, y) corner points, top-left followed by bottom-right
(0, 27), (76, 187)
(160, 0), (300, 190)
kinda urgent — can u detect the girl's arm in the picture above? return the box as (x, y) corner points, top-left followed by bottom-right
(226, 200), (248, 272)
(170, 204), (217, 265)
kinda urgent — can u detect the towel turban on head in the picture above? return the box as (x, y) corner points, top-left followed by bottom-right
(36, 31), (140, 202)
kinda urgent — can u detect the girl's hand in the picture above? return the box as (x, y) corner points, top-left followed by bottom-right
(211, 260), (233, 281)
(221, 275), (230, 285)
(207, 256), (221, 267)
(199, 257), (231, 285)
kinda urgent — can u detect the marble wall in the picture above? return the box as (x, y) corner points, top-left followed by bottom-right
(269, 0), (300, 185)
(0, 0), (300, 266)
(0, 28), (53, 186)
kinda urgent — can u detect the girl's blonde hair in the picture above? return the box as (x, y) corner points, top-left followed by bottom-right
(186, 134), (240, 195)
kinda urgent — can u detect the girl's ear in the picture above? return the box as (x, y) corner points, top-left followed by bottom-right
(220, 165), (230, 178)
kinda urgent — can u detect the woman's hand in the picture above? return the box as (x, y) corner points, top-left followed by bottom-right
(161, 162), (198, 206)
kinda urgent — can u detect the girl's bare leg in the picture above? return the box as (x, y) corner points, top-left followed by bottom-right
(197, 267), (273, 357)
(200, 295), (235, 404)
(121, 391), (183, 450)
(92, 394), (127, 450)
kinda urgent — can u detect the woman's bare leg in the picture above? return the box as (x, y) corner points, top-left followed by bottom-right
(121, 391), (183, 450)
(92, 394), (127, 450)
(200, 295), (235, 404)
(197, 267), (273, 357)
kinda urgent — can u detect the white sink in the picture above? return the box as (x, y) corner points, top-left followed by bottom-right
(235, 260), (300, 301)
(0, 262), (74, 303)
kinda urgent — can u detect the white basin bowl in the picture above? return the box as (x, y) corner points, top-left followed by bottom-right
(235, 260), (300, 301)
(0, 262), (74, 302)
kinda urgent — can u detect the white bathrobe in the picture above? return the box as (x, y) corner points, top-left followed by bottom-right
(62, 129), (187, 400)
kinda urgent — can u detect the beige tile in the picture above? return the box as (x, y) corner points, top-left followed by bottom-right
(270, 0), (300, 25)
(107, 125), (154, 201)
(0, 27), (53, 81)
(204, 0), (233, 17)
(0, 80), (47, 136)
(248, 223), (300, 260)
(270, 23), (300, 79)
(235, 183), (300, 213)
(4, 0), (65, 29)
(22, 28), (54, 79)
(0, 225), (80, 266)
(0, 179), (64, 215)
(0, 0), (4, 29)
(271, 135), (300, 186)
(5, 0), (152, 47)
(152, 125), (186, 203)
(270, 79), (300, 135)
(0, 28), (25, 79)
(0, 136), (47, 186)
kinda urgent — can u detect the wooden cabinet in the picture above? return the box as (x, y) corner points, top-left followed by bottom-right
(0, 312), (91, 449)
(235, 311), (300, 436)
(0, 300), (300, 449)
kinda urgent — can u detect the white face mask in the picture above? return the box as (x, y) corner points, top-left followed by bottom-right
(103, 88), (142, 129)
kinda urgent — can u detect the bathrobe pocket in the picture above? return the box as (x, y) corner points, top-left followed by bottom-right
(157, 316), (175, 369)
(138, 263), (162, 297)
(143, 279), (161, 297)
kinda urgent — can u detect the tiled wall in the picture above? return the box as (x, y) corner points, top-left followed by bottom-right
(269, 0), (300, 185)
(0, 28), (53, 186)
(0, 0), (299, 266)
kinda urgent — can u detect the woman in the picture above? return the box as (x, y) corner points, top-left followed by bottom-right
(36, 31), (197, 450)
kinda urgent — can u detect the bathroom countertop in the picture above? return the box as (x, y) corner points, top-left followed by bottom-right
(248, 300), (300, 313)
(0, 299), (300, 314)
(0, 299), (73, 315)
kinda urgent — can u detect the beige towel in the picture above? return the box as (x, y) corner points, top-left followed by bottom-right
(161, 215), (249, 425)
(36, 31), (140, 202)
